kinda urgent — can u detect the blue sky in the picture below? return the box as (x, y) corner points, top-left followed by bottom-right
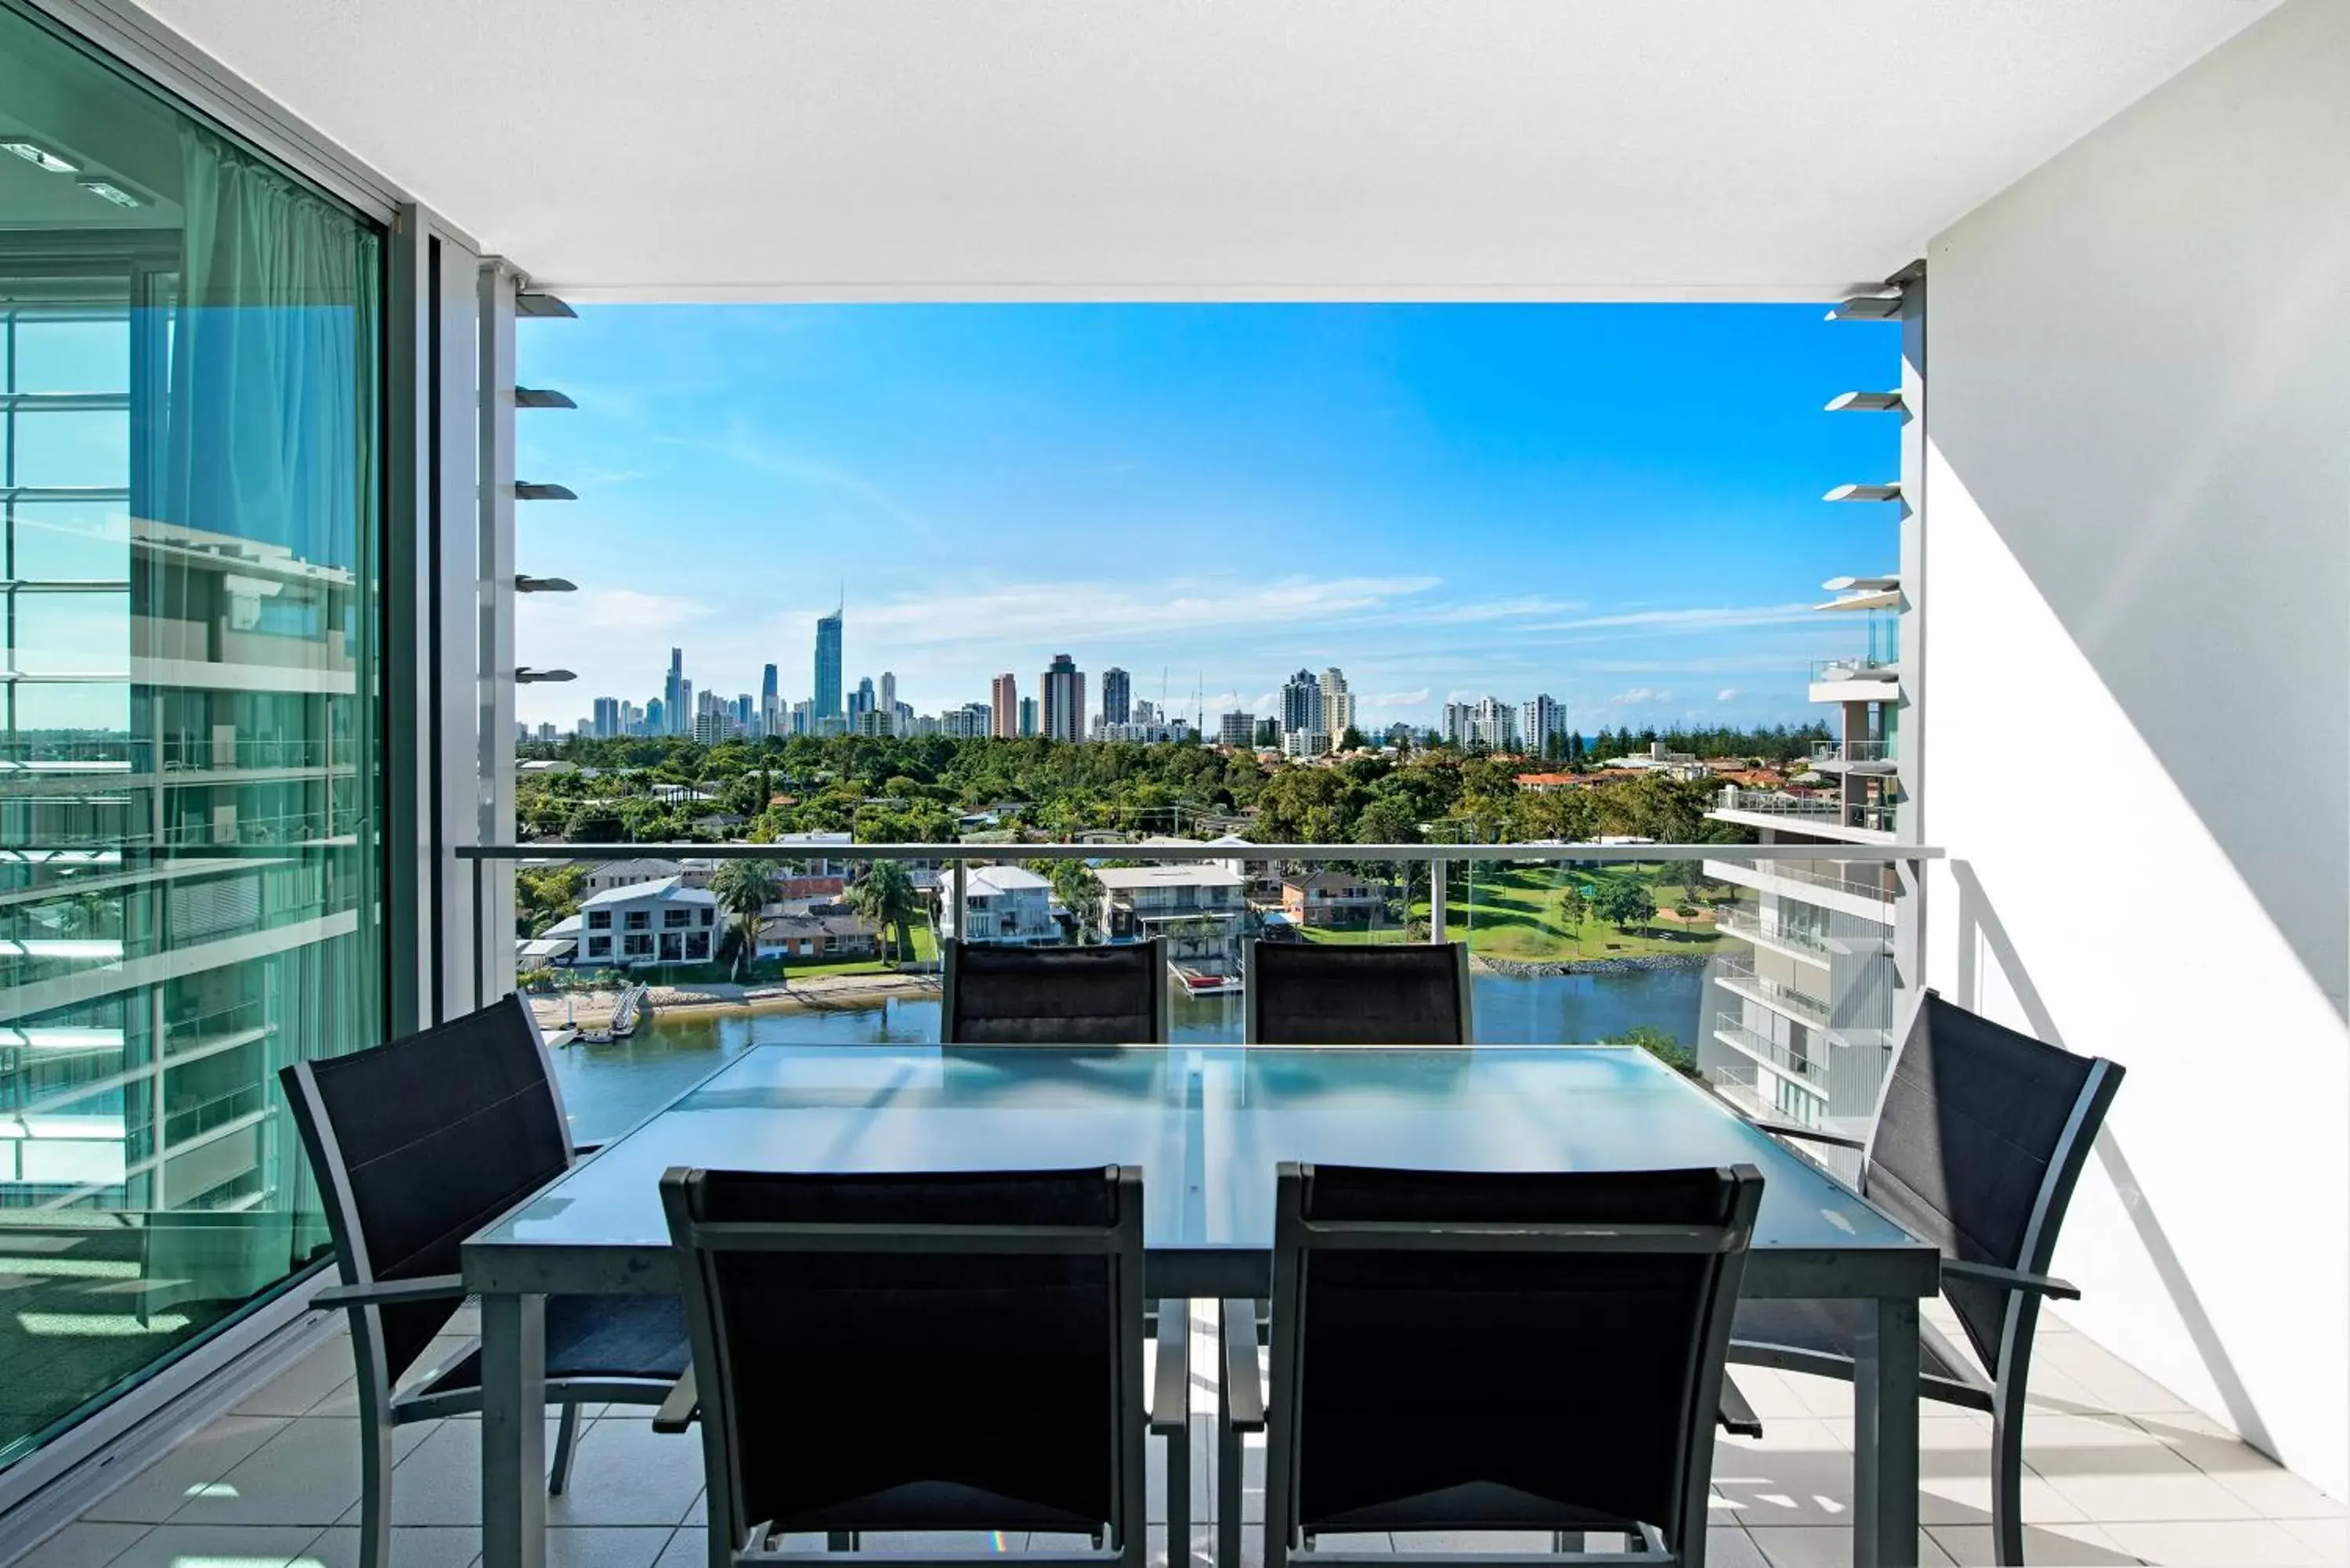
(513, 305), (1898, 733)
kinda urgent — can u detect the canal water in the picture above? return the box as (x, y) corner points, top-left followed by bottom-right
(548, 966), (1708, 1143)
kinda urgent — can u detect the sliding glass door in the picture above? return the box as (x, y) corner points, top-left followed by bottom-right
(0, 2), (384, 1470)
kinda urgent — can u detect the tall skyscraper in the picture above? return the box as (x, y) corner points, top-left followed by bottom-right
(1101, 667), (1132, 725)
(678, 679), (694, 732)
(647, 695), (667, 734)
(1280, 669), (1324, 739)
(592, 696), (620, 737)
(850, 676), (875, 717)
(880, 670), (897, 715)
(761, 663), (779, 732)
(1519, 693), (1566, 757)
(813, 602), (844, 721)
(1018, 695), (1039, 737)
(693, 688), (729, 746)
(1041, 655), (1086, 742)
(1219, 711), (1256, 747)
(735, 693), (755, 732)
(991, 673), (1019, 738)
(664, 648), (685, 735)
(1468, 695), (1515, 750)
(1319, 667), (1354, 742)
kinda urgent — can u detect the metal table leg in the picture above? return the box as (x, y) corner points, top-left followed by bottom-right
(1853, 1295), (1922, 1568)
(481, 1291), (548, 1568)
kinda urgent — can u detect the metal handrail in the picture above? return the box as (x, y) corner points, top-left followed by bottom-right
(1714, 789), (1840, 816)
(1716, 959), (1835, 1028)
(460, 839), (1934, 1013)
(454, 840), (1940, 865)
(1717, 909), (1838, 959)
(1712, 1011), (1828, 1089)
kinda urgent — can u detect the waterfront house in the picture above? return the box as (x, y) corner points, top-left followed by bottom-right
(577, 876), (719, 966)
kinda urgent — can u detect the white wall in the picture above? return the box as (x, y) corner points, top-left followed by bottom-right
(1921, 0), (2349, 1496)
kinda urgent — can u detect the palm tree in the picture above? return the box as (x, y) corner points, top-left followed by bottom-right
(851, 858), (920, 968)
(707, 858), (780, 981)
(1048, 859), (1104, 944)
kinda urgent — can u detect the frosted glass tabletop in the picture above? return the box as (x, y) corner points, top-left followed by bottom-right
(471, 1043), (1931, 1298)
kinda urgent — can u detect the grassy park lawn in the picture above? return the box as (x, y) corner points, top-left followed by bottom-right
(1427, 862), (1730, 963)
(1291, 864), (1728, 963)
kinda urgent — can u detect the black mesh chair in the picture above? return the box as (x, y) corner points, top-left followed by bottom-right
(1224, 1162), (1763, 1568)
(1723, 990), (2124, 1566)
(941, 938), (1169, 1045)
(658, 1165), (1184, 1568)
(1243, 939), (1472, 1045)
(280, 995), (691, 1568)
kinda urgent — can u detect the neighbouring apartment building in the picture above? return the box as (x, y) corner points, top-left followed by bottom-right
(1701, 571), (1904, 1140)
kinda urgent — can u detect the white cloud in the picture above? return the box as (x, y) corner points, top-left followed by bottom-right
(1609, 686), (1675, 706)
(1716, 688), (1741, 703)
(1374, 688), (1431, 707)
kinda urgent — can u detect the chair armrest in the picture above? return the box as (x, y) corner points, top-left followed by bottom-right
(1221, 1299), (1265, 1435)
(313, 1274), (468, 1310)
(651, 1369), (699, 1434)
(1940, 1258), (2081, 1301)
(1151, 1300), (1190, 1436)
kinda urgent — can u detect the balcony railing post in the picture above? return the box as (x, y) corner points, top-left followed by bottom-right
(950, 858), (968, 945)
(473, 855), (487, 1011)
(1428, 857), (1446, 943)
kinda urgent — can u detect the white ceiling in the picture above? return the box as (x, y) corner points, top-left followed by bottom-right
(131, 0), (2279, 302)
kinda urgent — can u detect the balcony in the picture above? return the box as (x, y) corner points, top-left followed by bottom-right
(1703, 854), (1897, 921)
(1808, 739), (1896, 774)
(30, 1286), (2330, 1568)
(1716, 907), (1847, 963)
(1716, 957), (1835, 1031)
(1810, 656), (1899, 685)
(1712, 1008), (1830, 1090)
(1, 0), (2343, 1553)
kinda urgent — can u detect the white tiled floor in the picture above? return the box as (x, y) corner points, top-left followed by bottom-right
(13, 1306), (2341, 1568)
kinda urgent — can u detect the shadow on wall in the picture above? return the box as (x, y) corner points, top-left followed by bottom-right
(1948, 858), (2275, 1459)
(1920, 0), (2350, 1020)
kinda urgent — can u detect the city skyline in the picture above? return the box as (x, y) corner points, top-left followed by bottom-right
(512, 304), (1899, 728)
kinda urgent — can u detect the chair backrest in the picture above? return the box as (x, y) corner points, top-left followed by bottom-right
(661, 1165), (1148, 1554)
(1265, 1162), (1762, 1558)
(1245, 939), (1471, 1045)
(1861, 989), (2124, 1375)
(942, 938), (1168, 1044)
(279, 993), (571, 1382)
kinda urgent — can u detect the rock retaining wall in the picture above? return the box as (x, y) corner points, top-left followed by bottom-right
(1471, 952), (1716, 979)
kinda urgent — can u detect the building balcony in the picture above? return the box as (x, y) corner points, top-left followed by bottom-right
(1703, 855), (1897, 922)
(1712, 1009), (1829, 1092)
(1808, 739), (1896, 774)
(1715, 957), (1835, 1031)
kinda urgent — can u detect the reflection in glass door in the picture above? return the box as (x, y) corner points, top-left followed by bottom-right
(0, 5), (383, 1472)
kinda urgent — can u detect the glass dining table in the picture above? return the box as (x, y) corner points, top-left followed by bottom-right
(464, 1043), (1939, 1568)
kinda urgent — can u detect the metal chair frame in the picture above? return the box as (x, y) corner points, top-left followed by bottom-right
(280, 995), (677, 1568)
(659, 1165), (1184, 1568)
(1224, 1162), (1764, 1568)
(1723, 990), (2124, 1566)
